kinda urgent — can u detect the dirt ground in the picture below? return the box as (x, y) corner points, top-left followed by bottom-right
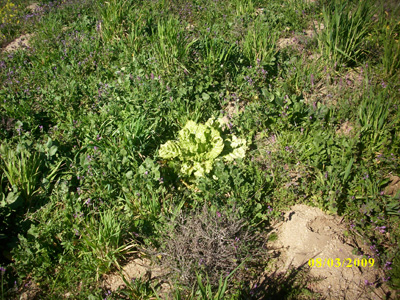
(268, 204), (390, 300)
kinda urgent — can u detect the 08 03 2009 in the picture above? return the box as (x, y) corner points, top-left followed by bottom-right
(308, 258), (375, 268)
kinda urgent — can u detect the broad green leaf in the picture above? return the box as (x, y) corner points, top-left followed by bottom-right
(126, 170), (133, 179)
(202, 92), (210, 100)
(159, 141), (181, 159)
(49, 145), (58, 157)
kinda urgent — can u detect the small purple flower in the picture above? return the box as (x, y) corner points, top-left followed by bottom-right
(384, 261), (392, 270)
(382, 276), (391, 282)
(364, 279), (373, 286)
(85, 198), (91, 205)
(0, 266), (5, 275)
(96, 21), (102, 32)
(216, 211), (221, 218)
(377, 226), (386, 234)
(144, 171), (148, 175)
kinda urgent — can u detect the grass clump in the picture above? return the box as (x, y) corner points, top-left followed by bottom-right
(316, 0), (375, 68)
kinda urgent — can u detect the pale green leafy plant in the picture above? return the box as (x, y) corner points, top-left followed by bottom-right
(158, 117), (247, 181)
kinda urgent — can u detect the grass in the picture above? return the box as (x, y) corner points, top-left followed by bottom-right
(0, 0), (399, 299)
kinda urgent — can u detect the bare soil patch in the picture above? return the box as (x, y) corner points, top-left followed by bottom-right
(101, 257), (171, 298)
(276, 20), (322, 51)
(336, 120), (357, 138)
(269, 204), (390, 299)
(3, 33), (34, 53)
(19, 281), (41, 300)
(385, 175), (400, 199)
(27, 3), (42, 13)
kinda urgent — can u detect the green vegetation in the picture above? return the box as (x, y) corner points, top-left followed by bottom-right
(159, 117), (247, 182)
(0, 0), (399, 298)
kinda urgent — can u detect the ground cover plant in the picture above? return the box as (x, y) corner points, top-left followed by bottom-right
(0, 0), (399, 299)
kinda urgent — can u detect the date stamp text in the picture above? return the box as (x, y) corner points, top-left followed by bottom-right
(308, 258), (375, 268)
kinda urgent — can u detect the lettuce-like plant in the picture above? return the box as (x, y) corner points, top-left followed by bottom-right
(159, 117), (247, 181)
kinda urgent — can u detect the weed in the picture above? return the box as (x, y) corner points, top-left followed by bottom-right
(155, 204), (267, 296)
(317, 0), (374, 68)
